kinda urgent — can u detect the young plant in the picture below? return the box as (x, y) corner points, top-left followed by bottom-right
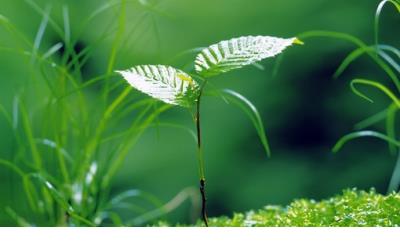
(298, 0), (400, 193)
(117, 35), (303, 226)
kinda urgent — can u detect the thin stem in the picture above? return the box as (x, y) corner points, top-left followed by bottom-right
(195, 81), (208, 226)
(387, 150), (400, 194)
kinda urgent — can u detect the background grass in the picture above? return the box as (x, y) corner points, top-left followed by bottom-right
(0, 0), (399, 226)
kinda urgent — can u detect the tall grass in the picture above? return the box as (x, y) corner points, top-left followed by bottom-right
(0, 0), (196, 226)
(298, 0), (400, 193)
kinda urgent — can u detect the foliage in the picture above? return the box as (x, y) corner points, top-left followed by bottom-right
(298, 0), (400, 193)
(194, 36), (301, 77)
(0, 0), (185, 226)
(158, 189), (400, 227)
(116, 65), (200, 107)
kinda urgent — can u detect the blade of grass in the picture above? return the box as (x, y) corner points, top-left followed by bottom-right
(298, 30), (400, 92)
(31, 173), (95, 226)
(349, 79), (400, 108)
(104, 0), (127, 102)
(126, 187), (198, 226)
(354, 107), (388, 130)
(375, 0), (400, 48)
(79, 86), (132, 181)
(0, 14), (31, 47)
(19, 100), (43, 170)
(379, 50), (400, 73)
(31, 4), (51, 64)
(42, 42), (63, 59)
(387, 150), (400, 193)
(5, 207), (31, 226)
(24, 0), (63, 38)
(333, 130), (400, 153)
(386, 103), (399, 155)
(0, 159), (25, 177)
(380, 44), (400, 59)
(62, 5), (70, 46)
(101, 104), (171, 189)
(210, 88), (271, 157)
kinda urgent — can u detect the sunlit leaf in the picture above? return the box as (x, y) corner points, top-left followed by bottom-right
(194, 35), (301, 77)
(116, 65), (200, 107)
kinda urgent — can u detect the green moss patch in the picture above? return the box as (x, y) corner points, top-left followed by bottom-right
(160, 189), (400, 227)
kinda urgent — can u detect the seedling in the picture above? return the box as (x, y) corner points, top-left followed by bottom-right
(117, 35), (302, 226)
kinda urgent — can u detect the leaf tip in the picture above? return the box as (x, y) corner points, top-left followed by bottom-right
(114, 70), (124, 75)
(292, 38), (304, 45)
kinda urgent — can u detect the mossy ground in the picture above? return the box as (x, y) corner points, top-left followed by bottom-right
(159, 189), (400, 227)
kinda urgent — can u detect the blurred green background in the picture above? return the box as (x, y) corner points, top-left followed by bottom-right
(0, 0), (399, 225)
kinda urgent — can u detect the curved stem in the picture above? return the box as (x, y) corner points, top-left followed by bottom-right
(195, 81), (208, 226)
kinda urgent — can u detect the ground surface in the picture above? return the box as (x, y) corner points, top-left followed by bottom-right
(159, 189), (400, 227)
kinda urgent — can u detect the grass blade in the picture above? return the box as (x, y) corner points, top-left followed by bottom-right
(211, 89), (271, 157)
(334, 46), (373, 78)
(387, 151), (400, 193)
(375, 0), (400, 47)
(349, 78), (400, 108)
(386, 103), (399, 155)
(0, 159), (25, 177)
(379, 50), (400, 73)
(62, 5), (70, 46)
(354, 107), (387, 130)
(19, 100), (43, 170)
(126, 187), (198, 226)
(31, 4), (50, 64)
(5, 207), (31, 226)
(298, 30), (400, 92)
(333, 130), (400, 153)
(42, 42), (63, 59)
(24, 0), (63, 38)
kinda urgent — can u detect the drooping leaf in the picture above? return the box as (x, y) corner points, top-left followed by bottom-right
(349, 78), (400, 108)
(332, 130), (400, 153)
(208, 88), (271, 157)
(194, 35), (302, 77)
(116, 65), (200, 107)
(375, 0), (400, 46)
(298, 30), (400, 91)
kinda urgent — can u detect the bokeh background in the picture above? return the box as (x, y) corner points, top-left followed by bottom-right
(0, 0), (399, 225)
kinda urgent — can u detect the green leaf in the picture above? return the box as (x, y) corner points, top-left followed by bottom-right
(349, 78), (400, 108)
(354, 107), (387, 130)
(386, 103), (399, 155)
(375, 0), (400, 47)
(298, 30), (400, 92)
(333, 130), (400, 153)
(116, 65), (200, 107)
(194, 35), (301, 77)
(209, 88), (271, 157)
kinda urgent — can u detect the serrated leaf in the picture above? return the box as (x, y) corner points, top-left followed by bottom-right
(116, 65), (200, 107)
(195, 36), (301, 77)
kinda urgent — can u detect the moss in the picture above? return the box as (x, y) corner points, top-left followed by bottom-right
(159, 189), (400, 227)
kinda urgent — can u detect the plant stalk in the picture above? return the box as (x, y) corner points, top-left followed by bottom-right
(387, 150), (400, 194)
(195, 83), (208, 227)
